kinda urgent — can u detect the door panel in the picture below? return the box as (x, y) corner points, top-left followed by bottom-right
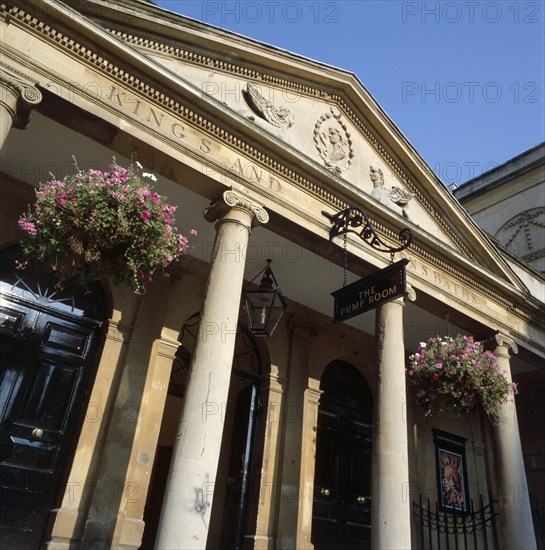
(312, 361), (373, 550)
(0, 293), (101, 549)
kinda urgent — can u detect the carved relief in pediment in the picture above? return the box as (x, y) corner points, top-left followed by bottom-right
(242, 82), (294, 129)
(495, 207), (545, 263)
(314, 109), (354, 175)
(369, 166), (414, 220)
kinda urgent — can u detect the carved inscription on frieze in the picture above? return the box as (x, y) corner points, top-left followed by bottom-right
(103, 84), (282, 193)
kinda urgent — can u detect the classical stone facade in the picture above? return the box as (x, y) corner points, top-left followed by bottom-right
(0, 1), (543, 549)
(453, 143), (545, 275)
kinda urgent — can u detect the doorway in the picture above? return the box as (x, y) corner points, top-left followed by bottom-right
(0, 248), (105, 549)
(311, 360), (373, 550)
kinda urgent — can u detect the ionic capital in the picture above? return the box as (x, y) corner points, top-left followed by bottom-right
(406, 282), (417, 302)
(494, 331), (518, 355)
(0, 62), (42, 129)
(204, 188), (269, 229)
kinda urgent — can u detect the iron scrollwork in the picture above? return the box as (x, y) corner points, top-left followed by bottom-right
(322, 207), (413, 255)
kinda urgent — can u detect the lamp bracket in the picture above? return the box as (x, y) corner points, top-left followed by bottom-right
(322, 208), (413, 255)
(247, 258), (280, 288)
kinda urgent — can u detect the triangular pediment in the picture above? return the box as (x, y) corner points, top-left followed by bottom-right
(50, 0), (527, 291)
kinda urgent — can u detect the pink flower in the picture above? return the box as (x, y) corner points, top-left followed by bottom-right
(140, 210), (152, 222)
(190, 229), (198, 235)
(18, 217), (37, 236)
(178, 235), (188, 251)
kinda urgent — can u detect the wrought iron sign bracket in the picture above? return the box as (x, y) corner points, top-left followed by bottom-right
(322, 207), (413, 259)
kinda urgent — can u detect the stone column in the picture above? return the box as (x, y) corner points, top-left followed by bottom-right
(371, 296), (412, 549)
(492, 333), (537, 549)
(155, 189), (268, 550)
(0, 64), (42, 148)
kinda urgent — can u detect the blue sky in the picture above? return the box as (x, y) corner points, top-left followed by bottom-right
(154, 1), (545, 186)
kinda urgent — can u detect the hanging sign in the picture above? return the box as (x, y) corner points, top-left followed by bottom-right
(332, 259), (409, 322)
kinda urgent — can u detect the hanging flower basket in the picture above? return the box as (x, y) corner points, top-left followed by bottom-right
(18, 159), (196, 294)
(406, 335), (517, 424)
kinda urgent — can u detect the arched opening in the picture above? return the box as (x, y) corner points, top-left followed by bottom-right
(311, 360), (373, 550)
(0, 247), (107, 549)
(141, 313), (267, 549)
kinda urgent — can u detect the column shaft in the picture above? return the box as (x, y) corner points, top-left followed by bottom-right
(493, 335), (536, 549)
(155, 190), (267, 550)
(371, 297), (411, 549)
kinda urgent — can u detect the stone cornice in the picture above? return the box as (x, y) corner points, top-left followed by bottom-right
(2, 2), (543, 345)
(109, 28), (478, 263)
(0, 5), (503, 269)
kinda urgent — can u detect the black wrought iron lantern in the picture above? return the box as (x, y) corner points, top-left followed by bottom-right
(243, 259), (287, 337)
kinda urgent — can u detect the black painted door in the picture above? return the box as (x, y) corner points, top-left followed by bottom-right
(312, 402), (372, 550)
(0, 295), (101, 549)
(311, 360), (374, 550)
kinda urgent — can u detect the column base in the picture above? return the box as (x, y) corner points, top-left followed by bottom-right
(45, 508), (84, 550)
(247, 533), (274, 549)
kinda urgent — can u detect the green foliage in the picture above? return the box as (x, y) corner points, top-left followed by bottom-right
(406, 335), (517, 424)
(18, 160), (195, 294)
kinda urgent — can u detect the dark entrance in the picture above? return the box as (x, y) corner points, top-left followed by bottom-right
(0, 249), (105, 549)
(311, 360), (373, 550)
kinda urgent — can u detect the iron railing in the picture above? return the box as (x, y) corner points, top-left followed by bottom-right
(413, 494), (498, 550)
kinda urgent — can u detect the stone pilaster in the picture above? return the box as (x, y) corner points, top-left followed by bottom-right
(251, 371), (287, 550)
(0, 62), (42, 148)
(79, 277), (175, 549)
(371, 296), (412, 549)
(296, 382), (322, 550)
(492, 332), (537, 549)
(276, 319), (319, 550)
(155, 189), (268, 550)
(46, 317), (134, 550)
